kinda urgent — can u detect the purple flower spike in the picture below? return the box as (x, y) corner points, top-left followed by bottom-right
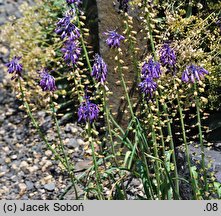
(39, 69), (56, 92)
(78, 97), (100, 123)
(66, 0), (82, 5)
(61, 39), (81, 66)
(139, 77), (157, 100)
(141, 58), (161, 79)
(55, 15), (80, 40)
(5, 56), (23, 78)
(159, 44), (176, 67)
(181, 64), (209, 83)
(92, 54), (108, 85)
(104, 30), (125, 48)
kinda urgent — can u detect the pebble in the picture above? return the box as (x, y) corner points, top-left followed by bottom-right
(45, 150), (52, 157)
(66, 138), (79, 148)
(5, 157), (11, 163)
(0, 172), (5, 177)
(42, 161), (52, 172)
(28, 165), (38, 173)
(25, 181), (34, 190)
(18, 183), (27, 195)
(44, 183), (55, 192)
(11, 155), (17, 160)
(77, 138), (85, 146)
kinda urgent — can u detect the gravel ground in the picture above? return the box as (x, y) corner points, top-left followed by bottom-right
(0, 0), (90, 200)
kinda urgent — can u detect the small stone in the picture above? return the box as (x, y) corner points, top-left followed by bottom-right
(5, 157), (11, 163)
(34, 182), (41, 189)
(11, 155), (17, 160)
(77, 139), (85, 146)
(5, 108), (15, 116)
(43, 175), (53, 183)
(19, 183), (27, 195)
(25, 181), (34, 190)
(44, 183), (55, 191)
(0, 172), (5, 177)
(66, 138), (79, 149)
(20, 161), (29, 168)
(70, 127), (78, 134)
(45, 150), (52, 157)
(2, 146), (9, 152)
(28, 165), (38, 173)
(65, 124), (79, 134)
(10, 175), (18, 182)
(42, 161), (52, 172)
(19, 161), (29, 173)
(11, 163), (18, 170)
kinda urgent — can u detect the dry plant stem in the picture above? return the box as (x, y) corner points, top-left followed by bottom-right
(86, 122), (104, 200)
(194, 83), (208, 194)
(50, 96), (79, 200)
(18, 79), (67, 168)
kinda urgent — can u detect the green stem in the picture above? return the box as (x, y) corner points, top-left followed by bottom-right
(174, 79), (197, 199)
(72, 5), (93, 73)
(18, 79), (67, 168)
(50, 97), (79, 200)
(117, 53), (135, 119)
(148, 107), (161, 199)
(102, 87), (118, 166)
(146, 9), (157, 60)
(194, 82), (208, 195)
(163, 102), (180, 197)
(155, 98), (166, 163)
(145, 5), (180, 196)
(86, 122), (103, 199)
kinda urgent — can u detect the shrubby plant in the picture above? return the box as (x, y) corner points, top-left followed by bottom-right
(2, 0), (221, 199)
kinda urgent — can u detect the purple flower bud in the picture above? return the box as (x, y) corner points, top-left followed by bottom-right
(55, 14), (80, 40)
(139, 77), (157, 100)
(78, 97), (100, 123)
(66, 0), (82, 5)
(141, 58), (161, 79)
(159, 43), (176, 68)
(61, 39), (81, 66)
(181, 64), (209, 83)
(104, 30), (125, 48)
(5, 56), (23, 79)
(39, 69), (56, 92)
(92, 54), (108, 85)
